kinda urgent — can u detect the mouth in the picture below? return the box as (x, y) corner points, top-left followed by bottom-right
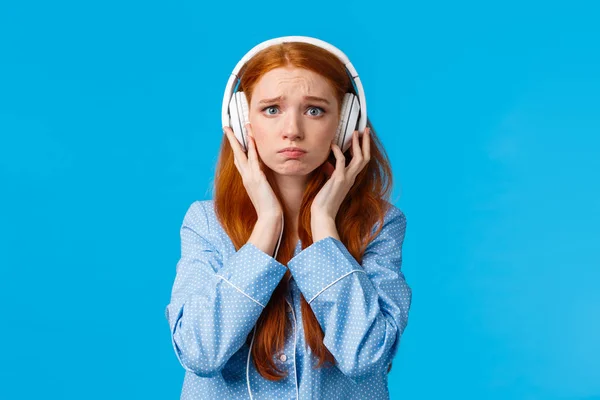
(279, 150), (306, 158)
(278, 147), (307, 157)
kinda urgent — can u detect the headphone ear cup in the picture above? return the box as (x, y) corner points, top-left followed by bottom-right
(228, 92), (249, 151)
(335, 93), (352, 150)
(335, 93), (360, 153)
(238, 92), (250, 130)
(343, 95), (360, 153)
(236, 92), (251, 151)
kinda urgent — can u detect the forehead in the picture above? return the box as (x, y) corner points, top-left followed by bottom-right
(252, 67), (335, 98)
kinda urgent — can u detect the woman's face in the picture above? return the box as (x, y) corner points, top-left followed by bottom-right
(248, 66), (340, 177)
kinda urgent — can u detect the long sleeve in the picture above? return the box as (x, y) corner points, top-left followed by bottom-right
(287, 205), (411, 382)
(165, 201), (288, 377)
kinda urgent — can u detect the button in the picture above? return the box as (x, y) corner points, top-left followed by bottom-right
(279, 354), (287, 362)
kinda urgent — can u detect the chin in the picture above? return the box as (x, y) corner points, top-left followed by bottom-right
(268, 161), (316, 176)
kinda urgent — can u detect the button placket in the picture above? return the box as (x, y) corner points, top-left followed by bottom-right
(284, 298), (299, 400)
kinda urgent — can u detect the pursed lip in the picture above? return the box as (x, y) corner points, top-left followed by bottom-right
(278, 147), (307, 153)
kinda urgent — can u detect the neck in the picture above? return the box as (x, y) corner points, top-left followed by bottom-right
(273, 173), (307, 231)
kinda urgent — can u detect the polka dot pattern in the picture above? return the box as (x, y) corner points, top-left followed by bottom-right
(165, 200), (412, 399)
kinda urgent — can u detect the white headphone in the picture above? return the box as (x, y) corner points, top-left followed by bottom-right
(221, 35), (368, 154)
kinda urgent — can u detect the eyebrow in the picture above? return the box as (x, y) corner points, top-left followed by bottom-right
(257, 95), (331, 106)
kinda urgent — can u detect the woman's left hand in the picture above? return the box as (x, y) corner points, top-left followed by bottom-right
(311, 127), (371, 221)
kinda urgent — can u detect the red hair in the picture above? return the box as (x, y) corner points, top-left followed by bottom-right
(213, 42), (395, 380)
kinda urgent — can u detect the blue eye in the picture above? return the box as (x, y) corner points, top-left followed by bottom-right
(307, 106), (325, 117)
(261, 105), (325, 117)
(262, 106), (279, 115)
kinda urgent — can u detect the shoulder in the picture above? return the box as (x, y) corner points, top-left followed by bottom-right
(385, 201), (406, 223)
(181, 199), (216, 229)
(363, 201), (407, 258)
(373, 201), (407, 234)
(184, 200), (234, 252)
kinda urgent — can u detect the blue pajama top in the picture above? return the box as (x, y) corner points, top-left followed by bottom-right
(165, 200), (412, 399)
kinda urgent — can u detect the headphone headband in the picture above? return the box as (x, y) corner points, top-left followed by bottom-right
(221, 36), (368, 134)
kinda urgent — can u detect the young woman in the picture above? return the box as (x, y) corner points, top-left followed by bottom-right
(165, 36), (412, 400)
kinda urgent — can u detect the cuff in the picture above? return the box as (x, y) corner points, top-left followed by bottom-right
(216, 241), (288, 308)
(287, 236), (363, 303)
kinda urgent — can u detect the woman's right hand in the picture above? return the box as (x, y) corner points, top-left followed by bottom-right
(223, 123), (283, 220)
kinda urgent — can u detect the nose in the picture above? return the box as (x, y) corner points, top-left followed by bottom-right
(282, 111), (303, 143)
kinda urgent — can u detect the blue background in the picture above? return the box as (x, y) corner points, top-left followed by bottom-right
(1, 1), (598, 399)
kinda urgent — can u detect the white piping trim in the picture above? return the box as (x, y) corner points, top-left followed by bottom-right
(215, 275), (266, 308)
(273, 213), (284, 258)
(247, 326), (257, 399)
(307, 270), (367, 304)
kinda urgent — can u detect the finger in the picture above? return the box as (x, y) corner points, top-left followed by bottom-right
(348, 130), (358, 158)
(245, 123), (258, 166)
(346, 130), (363, 174)
(331, 143), (346, 177)
(363, 127), (371, 163)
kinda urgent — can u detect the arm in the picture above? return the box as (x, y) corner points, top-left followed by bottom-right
(287, 206), (412, 382)
(164, 201), (288, 377)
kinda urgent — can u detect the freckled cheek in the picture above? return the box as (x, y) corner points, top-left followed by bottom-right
(249, 128), (267, 148)
(311, 147), (331, 165)
(251, 137), (277, 160)
(249, 125), (276, 147)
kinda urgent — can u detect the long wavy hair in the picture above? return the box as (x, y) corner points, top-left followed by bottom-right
(213, 42), (395, 380)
